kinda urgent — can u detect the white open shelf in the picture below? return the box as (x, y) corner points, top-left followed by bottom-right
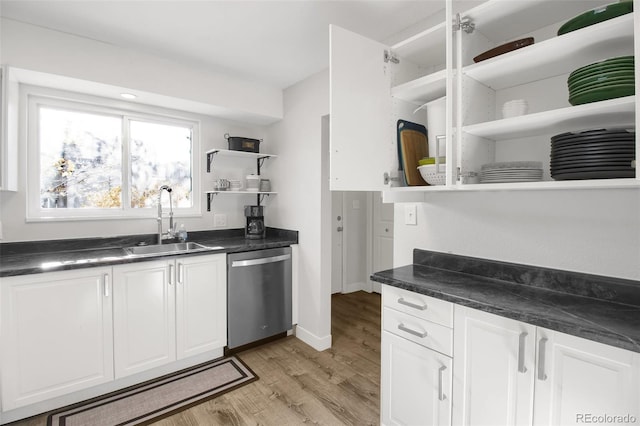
(391, 22), (446, 68)
(463, 13), (634, 90)
(391, 69), (447, 105)
(205, 149), (277, 159)
(452, 178), (640, 191)
(205, 190), (276, 195)
(463, 96), (635, 141)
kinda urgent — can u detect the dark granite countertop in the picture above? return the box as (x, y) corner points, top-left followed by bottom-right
(0, 228), (297, 277)
(371, 249), (640, 353)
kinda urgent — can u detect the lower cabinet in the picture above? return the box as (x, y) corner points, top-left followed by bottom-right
(381, 285), (453, 426)
(113, 259), (176, 378)
(1, 253), (227, 413)
(381, 331), (452, 426)
(453, 305), (640, 426)
(0, 267), (114, 410)
(452, 305), (536, 426)
(112, 253), (227, 378)
(381, 285), (640, 426)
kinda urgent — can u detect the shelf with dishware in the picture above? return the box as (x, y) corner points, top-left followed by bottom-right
(453, 0), (637, 190)
(204, 148), (277, 211)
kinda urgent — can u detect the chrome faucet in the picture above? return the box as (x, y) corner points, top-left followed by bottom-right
(157, 185), (175, 244)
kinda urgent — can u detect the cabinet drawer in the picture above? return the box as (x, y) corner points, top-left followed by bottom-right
(383, 285), (453, 328)
(383, 307), (453, 357)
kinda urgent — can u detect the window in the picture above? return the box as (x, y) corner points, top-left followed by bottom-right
(27, 90), (200, 220)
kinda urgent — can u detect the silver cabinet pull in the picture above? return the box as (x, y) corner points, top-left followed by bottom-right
(169, 264), (174, 285)
(103, 273), (110, 297)
(178, 263), (184, 284)
(397, 297), (427, 311)
(538, 337), (548, 381)
(438, 365), (447, 401)
(518, 331), (528, 373)
(397, 323), (428, 338)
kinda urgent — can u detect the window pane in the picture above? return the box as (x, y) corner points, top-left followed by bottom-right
(130, 120), (192, 208)
(39, 107), (122, 209)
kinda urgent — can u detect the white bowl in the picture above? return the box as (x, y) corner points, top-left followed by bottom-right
(417, 165), (446, 186)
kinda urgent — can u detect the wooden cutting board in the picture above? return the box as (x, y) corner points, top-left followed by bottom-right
(399, 123), (429, 186)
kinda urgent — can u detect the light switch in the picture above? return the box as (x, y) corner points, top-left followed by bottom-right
(404, 204), (417, 225)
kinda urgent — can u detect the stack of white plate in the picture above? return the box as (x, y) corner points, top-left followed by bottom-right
(480, 161), (543, 183)
(502, 99), (529, 118)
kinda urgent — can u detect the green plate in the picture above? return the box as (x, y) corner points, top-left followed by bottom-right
(569, 55), (634, 77)
(558, 1), (633, 36)
(569, 59), (634, 81)
(570, 78), (635, 96)
(569, 84), (635, 105)
(569, 64), (634, 82)
(569, 64), (634, 84)
(568, 69), (635, 90)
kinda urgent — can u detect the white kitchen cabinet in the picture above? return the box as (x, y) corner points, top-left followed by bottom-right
(452, 304), (536, 426)
(176, 254), (226, 359)
(381, 331), (452, 426)
(329, 0), (456, 194)
(0, 267), (113, 410)
(113, 259), (176, 378)
(453, 305), (640, 426)
(381, 285), (453, 425)
(533, 328), (640, 426)
(113, 253), (227, 378)
(329, 0), (640, 196)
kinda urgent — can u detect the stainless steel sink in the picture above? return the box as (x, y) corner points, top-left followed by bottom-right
(124, 242), (223, 256)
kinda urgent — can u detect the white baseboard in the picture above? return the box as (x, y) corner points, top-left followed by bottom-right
(294, 325), (332, 351)
(342, 281), (366, 294)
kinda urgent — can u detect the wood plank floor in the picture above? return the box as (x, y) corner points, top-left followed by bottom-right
(11, 291), (381, 426)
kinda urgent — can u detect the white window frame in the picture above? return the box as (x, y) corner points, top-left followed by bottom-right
(25, 86), (201, 221)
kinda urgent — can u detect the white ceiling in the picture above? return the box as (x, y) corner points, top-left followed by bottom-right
(0, 0), (446, 89)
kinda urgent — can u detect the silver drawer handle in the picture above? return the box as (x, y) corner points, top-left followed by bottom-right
(397, 323), (428, 338)
(538, 337), (548, 381)
(231, 254), (291, 267)
(518, 331), (528, 373)
(438, 365), (447, 401)
(397, 297), (427, 311)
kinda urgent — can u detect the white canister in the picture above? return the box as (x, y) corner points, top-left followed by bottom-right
(426, 96), (446, 158)
(246, 175), (260, 191)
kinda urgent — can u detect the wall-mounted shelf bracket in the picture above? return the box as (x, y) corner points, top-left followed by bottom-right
(206, 192), (216, 211)
(206, 151), (218, 173)
(257, 193), (270, 206)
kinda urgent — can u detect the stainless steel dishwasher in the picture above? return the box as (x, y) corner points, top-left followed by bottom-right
(227, 247), (292, 349)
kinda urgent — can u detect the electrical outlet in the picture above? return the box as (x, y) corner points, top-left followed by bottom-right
(214, 214), (227, 227)
(404, 204), (417, 226)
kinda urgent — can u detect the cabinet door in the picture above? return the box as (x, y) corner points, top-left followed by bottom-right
(533, 329), (640, 426)
(453, 305), (535, 426)
(329, 25), (392, 191)
(176, 254), (226, 359)
(113, 259), (175, 378)
(381, 331), (452, 426)
(1, 268), (113, 410)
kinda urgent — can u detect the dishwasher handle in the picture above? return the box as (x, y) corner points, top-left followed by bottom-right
(231, 253), (291, 267)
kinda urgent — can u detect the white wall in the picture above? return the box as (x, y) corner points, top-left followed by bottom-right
(0, 18), (282, 124)
(394, 189), (640, 280)
(0, 18), (283, 242)
(267, 70), (332, 350)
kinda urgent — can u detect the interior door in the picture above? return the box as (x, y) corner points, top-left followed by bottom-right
(329, 25), (392, 191)
(372, 192), (393, 293)
(331, 191), (344, 294)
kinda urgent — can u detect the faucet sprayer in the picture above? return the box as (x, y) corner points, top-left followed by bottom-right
(157, 185), (175, 244)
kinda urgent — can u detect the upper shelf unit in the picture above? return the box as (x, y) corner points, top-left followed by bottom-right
(391, 69), (447, 105)
(463, 13), (634, 90)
